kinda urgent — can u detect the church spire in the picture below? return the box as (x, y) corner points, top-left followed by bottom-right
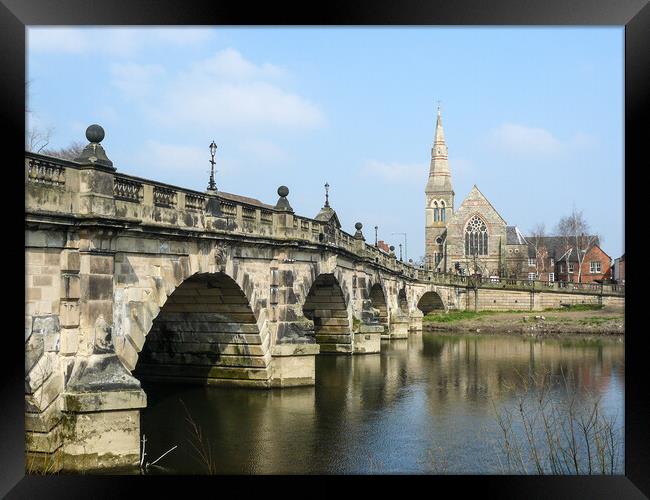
(424, 102), (454, 272)
(432, 104), (447, 160)
(426, 104), (452, 192)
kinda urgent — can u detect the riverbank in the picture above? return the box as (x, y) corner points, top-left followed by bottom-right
(422, 305), (624, 336)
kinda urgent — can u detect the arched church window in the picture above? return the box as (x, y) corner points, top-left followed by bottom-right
(464, 215), (489, 256)
(433, 201), (439, 222)
(440, 201), (446, 222)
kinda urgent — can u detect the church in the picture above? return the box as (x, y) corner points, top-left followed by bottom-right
(424, 108), (529, 278)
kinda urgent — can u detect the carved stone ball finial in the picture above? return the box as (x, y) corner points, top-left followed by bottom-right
(275, 185), (293, 212)
(86, 124), (105, 143)
(74, 123), (114, 169)
(354, 222), (364, 240)
(390, 245), (395, 252)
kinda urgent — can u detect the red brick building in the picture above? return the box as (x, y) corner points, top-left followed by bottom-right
(556, 244), (611, 283)
(377, 240), (391, 254)
(525, 236), (611, 283)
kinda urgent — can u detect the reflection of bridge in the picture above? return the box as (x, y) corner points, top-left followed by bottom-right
(24, 126), (624, 471)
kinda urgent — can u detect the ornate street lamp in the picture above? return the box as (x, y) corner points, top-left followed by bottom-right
(324, 182), (330, 207)
(207, 141), (217, 192)
(374, 225), (378, 247)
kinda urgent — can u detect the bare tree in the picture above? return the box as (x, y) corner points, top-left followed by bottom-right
(505, 258), (520, 280)
(25, 79), (53, 153)
(25, 126), (53, 153)
(42, 141), (85, 161)
(528, 223), (548, 279)
(556, 209), (599, 283)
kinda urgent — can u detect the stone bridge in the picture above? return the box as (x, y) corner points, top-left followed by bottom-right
(24, 127), (625, 471)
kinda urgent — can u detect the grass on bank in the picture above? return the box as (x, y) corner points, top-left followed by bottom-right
(423, 304), (604, 323)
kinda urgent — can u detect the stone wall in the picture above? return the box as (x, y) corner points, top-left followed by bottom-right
(468, 288), (606, 311)
(25, 233), (67, 471)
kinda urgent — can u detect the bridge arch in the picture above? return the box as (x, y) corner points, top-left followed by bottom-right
(113, 241), (271, 372)
(303, 273), (352, 354)
(416, 291), (446, 315)
(131, 271), (270, 384)
(368, 282), (389, 332)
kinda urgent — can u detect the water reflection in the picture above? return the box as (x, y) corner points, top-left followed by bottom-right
(140, 333), (624, 474)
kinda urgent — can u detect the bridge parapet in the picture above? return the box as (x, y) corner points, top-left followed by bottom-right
(26, 150), (423, 277)
(468, 275), (624, 296)
(25, 150), (624, 298)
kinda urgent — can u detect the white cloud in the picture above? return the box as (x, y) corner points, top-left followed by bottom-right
(359, 160), (427, 184)
(486, 123), (563, 156)
(485, 123), (599, 158)
(110, 62), (166, 97)
(28, 28), (87, 54)
(156, 81), (323, 129)
(192, 48), (286, 81)
(135, 140), (240, 182)
(139, 48), (324, 130)
(28, 27), (214, 57)
(140, 141), (208, 173)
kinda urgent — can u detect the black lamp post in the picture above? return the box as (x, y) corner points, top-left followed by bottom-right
(374, 226), (378, 247)
(208, 141), (217, 192)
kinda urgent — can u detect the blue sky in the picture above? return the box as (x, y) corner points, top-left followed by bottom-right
(27, 27), (624, 260)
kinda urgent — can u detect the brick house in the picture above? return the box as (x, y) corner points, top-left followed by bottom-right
(525, 236), (611, 283)
(376, 240), (391, 254)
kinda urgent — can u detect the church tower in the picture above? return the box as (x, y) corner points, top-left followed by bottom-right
(424, 106), (454, 270)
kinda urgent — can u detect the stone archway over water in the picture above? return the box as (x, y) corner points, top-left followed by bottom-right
(135, 272), (270, 386)
(417, 291), (446, 315)
(303, 273), (352, 354)
(369, 283), (389, 334)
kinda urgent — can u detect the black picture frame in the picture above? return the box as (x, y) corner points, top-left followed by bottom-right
(4, 0), (648, 497)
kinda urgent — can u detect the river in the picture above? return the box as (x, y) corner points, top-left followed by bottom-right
(138, 333), (624, 474)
